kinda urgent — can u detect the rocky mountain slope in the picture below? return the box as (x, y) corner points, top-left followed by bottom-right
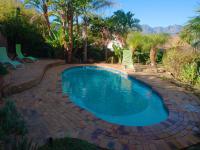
(141, 24), (182, 34)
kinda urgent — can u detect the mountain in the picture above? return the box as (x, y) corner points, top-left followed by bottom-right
(141, 24), (182, 34)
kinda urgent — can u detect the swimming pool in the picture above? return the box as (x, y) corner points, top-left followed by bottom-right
(62, 66), (168, 126)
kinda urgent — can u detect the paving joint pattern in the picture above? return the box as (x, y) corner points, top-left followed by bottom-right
(8, 63), (200, 150)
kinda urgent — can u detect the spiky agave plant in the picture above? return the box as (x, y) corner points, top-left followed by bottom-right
(12, 136), (38, 150)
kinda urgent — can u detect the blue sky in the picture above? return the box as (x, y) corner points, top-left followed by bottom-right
(105, 0), (200, 27)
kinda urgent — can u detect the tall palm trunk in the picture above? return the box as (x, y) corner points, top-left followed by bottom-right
(83, 16), (88, 62)
(150, 47), (157, 67)
(61, 16), (68, 63)
(76, 13), (80, 36)
(73, 13), (80, 57)
(102, 27), (109, 61)
(67, 3), (74, 63)
(43, 3), (51, 37)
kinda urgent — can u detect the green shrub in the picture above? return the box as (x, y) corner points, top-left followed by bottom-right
(163, 48), (200, 85)
(87, 46), (105, 62)
(39, 137), (106, 150)
(156, 50), (164, 63)
(133, 50), (149, 64)
(11, 136), (38, 150)
(179, 63), (198, 84)
(0, 100), (27, 141)
(0, 64), (8, 76)
(195, 77), (200, 89)
(112, 45), (123, 64)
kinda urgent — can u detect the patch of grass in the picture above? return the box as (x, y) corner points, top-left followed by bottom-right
(0, 100), (28, 141)
(39, 137), (108, 150)
(185, 143), (200, 150)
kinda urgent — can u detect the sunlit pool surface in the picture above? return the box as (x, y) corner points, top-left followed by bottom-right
(62, 66), (168, 126)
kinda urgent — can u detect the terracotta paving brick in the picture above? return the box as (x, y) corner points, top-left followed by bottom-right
(5, 62), (200, 150)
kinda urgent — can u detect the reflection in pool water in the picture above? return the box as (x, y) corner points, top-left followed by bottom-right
(62, 66), (168, 126)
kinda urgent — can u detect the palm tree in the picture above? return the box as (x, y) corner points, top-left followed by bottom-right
(24, 0), (52, 36)
(126, 32), (144, 53)
(127, 32), (168, 66)
(90, 16), (112, 60)
(180, 7), (200, 50)
(66, 0), (73, 63)
(108, 10), (141, 46)
(50, 0), (77, 63)
(80, 0), (114, 62)
(144, 34), (169, 67)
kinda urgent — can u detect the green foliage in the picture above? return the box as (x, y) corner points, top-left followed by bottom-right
(1, 16), (47, 56)
(0, 100), (27, 141)
(179, 63), (198, 84)
(0, 100), (39, 150)
(132, 50), (162, 64)
(144, 33), (169, 49)
(11, 136), (38, 150)
(126, 32), (169, 52)
(126, 32), (144, 51)
(87, 46), (105, 61)
(156, 50), (164, 63)
(0, 0), (52, 57)
(39, 137), (107, 150)
(90, 16), (110, 39)
(0, 0), (38, 21)
(133, 51), (149, 64)
(163, 48), (200, 85)
(0, 64), (8, 76)
(112, 44), (123, 63)
(180, 6), (200, 50)
(126, 32), (168, 65)
(195, 76), (200, 89)
(46, 27), (63, 48)
(108, 10), (141, 37)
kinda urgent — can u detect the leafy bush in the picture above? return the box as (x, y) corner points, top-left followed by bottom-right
(11, 136), (38, 150)
(0, 64), (8, 76)
(179, 63), (198, 84)
(39, 137), (107, 150)
(0, 100), (37, 150)
(0, 0), (55, 58)
(163, 48), (200, 85)
(87, 46), (105, 62)
(0, 15), (52, 58)
(195, 77), (200, 89)
(156, 50), (164, 63)
(133, 50), (149, 64)
(112, 44), (123, 63)
(0, 100), (27, 141)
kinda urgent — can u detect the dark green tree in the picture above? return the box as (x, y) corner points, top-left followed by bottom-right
(108, 10), (141, 45)
(180, 6), (200, 50)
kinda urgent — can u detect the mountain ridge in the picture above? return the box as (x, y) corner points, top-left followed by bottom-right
(141, 24), (182, 34)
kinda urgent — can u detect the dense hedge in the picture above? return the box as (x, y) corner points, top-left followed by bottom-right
(163, 48), (200, 88)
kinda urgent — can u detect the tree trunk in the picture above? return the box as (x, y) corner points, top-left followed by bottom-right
(83, 16), (88, 63)
(43, 3), (51, 37)
(150, 48), (157, 67)
(67, 3), (74, 63)
(73, 13), (80, 58)
(76, 13), (80, 36)
(102, 28), (109, 61)
(61, 15), (68, 63)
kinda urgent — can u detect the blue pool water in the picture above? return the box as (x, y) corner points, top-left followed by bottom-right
(62, 66), (168, 126)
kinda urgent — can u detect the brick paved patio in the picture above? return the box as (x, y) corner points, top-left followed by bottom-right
(5, 61), (200, 150)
